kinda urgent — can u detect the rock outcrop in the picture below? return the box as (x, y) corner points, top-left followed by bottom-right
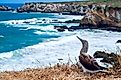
(16, 1), (87, 14)
(0, 5), (13, 11)
(93, 51), (121, 67)
(79, 5), (121, 32)
(17, 2), (121, 32)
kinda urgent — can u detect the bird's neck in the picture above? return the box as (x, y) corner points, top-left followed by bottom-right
(81, 44), (88, 53)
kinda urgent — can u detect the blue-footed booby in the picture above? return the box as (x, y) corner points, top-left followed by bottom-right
(77, 36), (107, 73)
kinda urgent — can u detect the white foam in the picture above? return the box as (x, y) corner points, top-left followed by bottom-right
(0, 35), (4, 38)
(0, 13), (121, 71)
(34, 31), (44, 35)
(19, 25), (57, 32)
(0, 18), (38, 25)
(0, 35), (80, 71)
(0, 14), (83, 26)
(0, 30), (121, 71)
(0, 52), (13, 59)
(39, 25), (56, 31)
(0, 17), (53, 25)
(33, 31), (58, 36)
(58, 15), (84, 20)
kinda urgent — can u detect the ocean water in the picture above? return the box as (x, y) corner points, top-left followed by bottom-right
(0, 4), (121, 71)
(0, 10), (83, 71)
(0, 3), (23, 9)
(0, 12), (62, 53)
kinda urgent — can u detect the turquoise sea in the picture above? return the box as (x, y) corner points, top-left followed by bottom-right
(0, 12), (62, 53)
(0, 3), (121, 71)
(0, 3), (23, 9)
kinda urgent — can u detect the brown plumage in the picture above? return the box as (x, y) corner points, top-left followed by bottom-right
(77, 36), (107, 73)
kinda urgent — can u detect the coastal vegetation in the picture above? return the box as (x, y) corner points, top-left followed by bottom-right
(0, 54), (121, 80)
(91, 0), (121, 7)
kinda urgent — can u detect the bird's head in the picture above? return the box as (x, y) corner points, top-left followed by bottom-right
(77, 36), (88, 53)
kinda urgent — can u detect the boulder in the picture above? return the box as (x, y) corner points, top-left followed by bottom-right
(54, 26), (68, 29)
(93, 51), (120, 66)
(54, 26), (68, 32)
(0, 5), (13, 11)
(116, 40), (121, 43)
(68, 26), (81, 30)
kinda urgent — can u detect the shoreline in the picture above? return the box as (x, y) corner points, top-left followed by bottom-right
(1, 1), (121, 32)
(0, 29), (121, 72)
(0, 12), (121, 72)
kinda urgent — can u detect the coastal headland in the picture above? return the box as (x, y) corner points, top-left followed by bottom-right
(79, 4), (121, 32)
(15, 0), (121, 32)
(16, 1), (88, 13)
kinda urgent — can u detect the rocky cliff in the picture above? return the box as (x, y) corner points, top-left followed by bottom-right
(17, 2), (121, 32)
(79, 4), (121, 31)
(16, 1), (87, 14)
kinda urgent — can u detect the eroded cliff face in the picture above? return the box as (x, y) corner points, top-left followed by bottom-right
(17, 2), (121, 31)
(80, 4), (121, 31)
(17, 2), (85, 13)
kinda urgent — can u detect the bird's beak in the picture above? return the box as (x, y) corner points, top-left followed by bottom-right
(76, 36), (83, 42)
